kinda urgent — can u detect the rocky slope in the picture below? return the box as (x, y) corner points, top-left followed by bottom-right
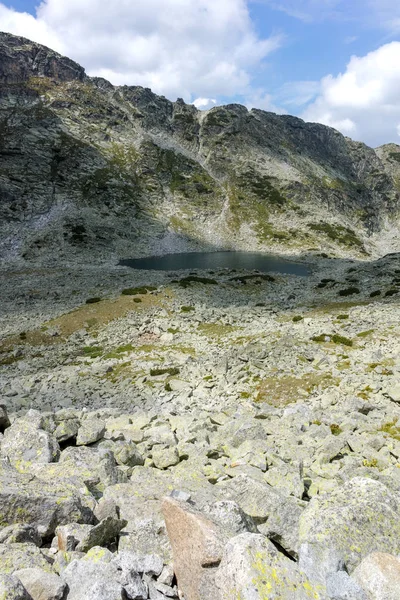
(2, 255), (400, 598)
(1, 31), (400, 265)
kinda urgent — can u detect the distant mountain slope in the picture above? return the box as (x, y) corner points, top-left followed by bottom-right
(1, 31), (400, 264)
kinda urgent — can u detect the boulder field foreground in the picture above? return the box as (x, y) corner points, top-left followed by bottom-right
(1, 253), (400, 599)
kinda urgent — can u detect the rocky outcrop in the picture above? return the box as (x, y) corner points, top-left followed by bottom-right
(1, 31), (400, 264)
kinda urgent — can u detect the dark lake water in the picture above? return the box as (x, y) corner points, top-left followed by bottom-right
(119, 251), (310, 276)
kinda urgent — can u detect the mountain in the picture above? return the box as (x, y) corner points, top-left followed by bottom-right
(1, 31), (400, 264)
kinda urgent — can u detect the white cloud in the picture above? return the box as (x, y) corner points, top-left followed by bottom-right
(0, 0), (282, 102)
(303, 42), (400, 147)
(277, 80), (320, 107)
(192, 98), (217, 109)
(245, 90), (286, 114)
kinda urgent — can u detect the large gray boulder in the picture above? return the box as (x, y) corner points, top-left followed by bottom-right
(353, 552), (400, 600)
(0, 461), (95, 537)
(299, 478), (400, 572)
(214, 533), (327, 600)
(1, 419), (60, 466)
(0, 574), (31, 600)
(14, 568), (67, 600)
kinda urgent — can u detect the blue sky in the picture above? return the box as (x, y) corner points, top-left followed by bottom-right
(1, 0), (400, 146)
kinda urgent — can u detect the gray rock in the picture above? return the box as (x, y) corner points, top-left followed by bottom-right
(152, 445), (180, 469)
(215, 533), (327, 600)
(75, 516), (128, 552)
(326, 571), (368, 600)
(0, 524), (42, 546)
(298, 542), (345, 586)
(62, 559), (123, 600)
(299, 477), (400, 572)
(76, 418), (106, 445)
(113, 552), (164, 577)
(0, 543), (54, 574)
(352, 552), (400, 600)
(0, 574), (31, 600)
(217, 474), (302, 556)
(0, 404), (11, 432)
(14, 568), (66, 600)
(1, 419), (60, 465)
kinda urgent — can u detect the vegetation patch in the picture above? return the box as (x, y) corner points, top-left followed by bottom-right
(337, 314), (349, 320)
(80, 346), (103, 359)
(256, 373), (338, 406)
(357, 330), (374, 338)
(338, 287), (360, 297)
(379, 419), (400, 441)
(177, 276), (217, 288)
(385, 289), (398, 297)
(311, 333), (353, 347)
(121, 286), (157, 296)
(308, 222), (364, 250)
(104, 344), (134, 359)
(150, 367), (180, 377)
(197, 323), (239, 338)
(181, 306), (195, 313)
(229, 274), (275, 284)
(330, 424), (343, 436)
(292, 316), (303, 323)
(86, 297), (102, 304)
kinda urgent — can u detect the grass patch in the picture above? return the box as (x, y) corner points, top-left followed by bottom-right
(385, 289), (398, 297)
(292, 316), (303, 323)
(81, 346), (103, 359)
(308, 222), (364, 250)
(121, 286), (157, 296)
(256, 373), (338, 406)
(311, 333), (353, 347)
(197, 323), (239, 338)
(86, 297), (102, 304)
(104, 344), (134, 359)
(150, 367), (180, 377)
(337, 314), (349, 320)
(357, 330), (374, 338)
(379, 419), (400, 441)
(181, 306), (195, 313)
(370, 290), (381, 298)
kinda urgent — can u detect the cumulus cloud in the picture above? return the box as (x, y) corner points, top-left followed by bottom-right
(0, 0), (282, 102)
(192, 98), (217, 109)
(302, 42), (400, 147)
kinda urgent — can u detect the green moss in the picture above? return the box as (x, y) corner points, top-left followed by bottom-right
(357, 329), (374, 338)
(385, 289), (398, 297)
(121, 286), (157, 295)
(104, 344), (134, 359)
(379, 419), (400, 441)
(337, 314), (349, 320)
(167, 327), (180, 334)
(311, 334), (353, 347)
(150, 367), (180, 377)
(308, 222), (364, 249)
(181, 306), (195, 312)
(330, 424), (342, 436)
(81, 346), (103, 358)
(293, 316), (303, 323)
(363, 458), (378, 468)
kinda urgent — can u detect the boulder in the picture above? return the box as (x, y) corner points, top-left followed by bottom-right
(162, 497), (228, 600)
(61, 558), (123, 600)
(0, 524), (42, 546)
(76, 418), (106, 445)
(1, 419), (60, 467)
(214, 533), (327, 600)
(0, 404), (11, 432)
(0, 574), (31, 599)
(0, 461), (94, 537)
(0, 543), (54, 574)
(299, 478), (400, 572)
(217, 474), (302, 556)
(14, 568), (66, 600)
(353, 552), (400, 600)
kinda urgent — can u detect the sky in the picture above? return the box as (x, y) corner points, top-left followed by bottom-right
(1, 0), (400, 147)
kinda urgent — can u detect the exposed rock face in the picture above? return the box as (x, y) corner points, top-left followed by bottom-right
(1, 31), (400, 264)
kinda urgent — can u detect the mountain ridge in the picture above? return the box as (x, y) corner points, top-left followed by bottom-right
(1, 31), (400, 264)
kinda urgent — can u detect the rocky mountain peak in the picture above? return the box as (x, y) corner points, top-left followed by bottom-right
(0, 31), (86, 84)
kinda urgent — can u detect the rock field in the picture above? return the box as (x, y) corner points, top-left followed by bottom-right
(1, 253), (400, 598)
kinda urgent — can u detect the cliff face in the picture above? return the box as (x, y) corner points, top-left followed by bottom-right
(1, 31), (400, 264)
